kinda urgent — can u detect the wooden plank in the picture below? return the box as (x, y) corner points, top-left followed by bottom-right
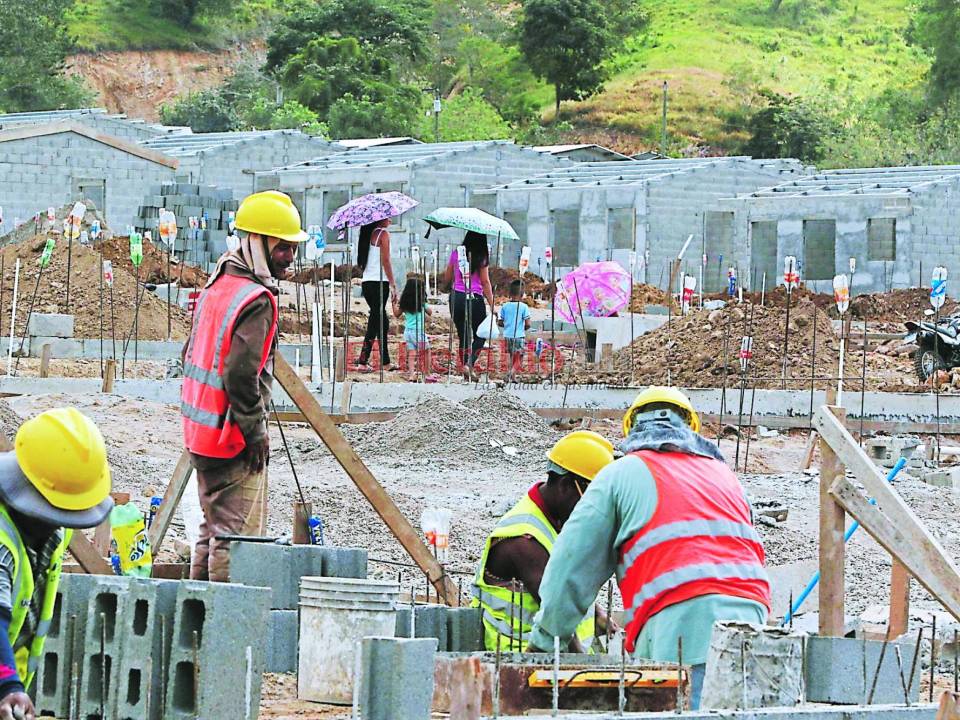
(102, 359), (116, 393)
(829, 475), (960, 622)
(147, 450), (193, 555)
(801, 430), (818, 471)
(293, 501), (311, 545)
(340, 379), (353, 415)
(273, 354), (459, 605)
(94, 492), (130, 555)
(39, 343), (51, 378)
(818, 406), (847, 636)
(889, 560), (911, 639)
(68, 532), (112, 575)
(816, 405), (960, 621)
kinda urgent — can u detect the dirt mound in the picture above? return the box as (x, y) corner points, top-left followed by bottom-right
(0, 400), (21, 443)
(344, 390), (557, 467)
(289, 263), (361, 284)
(595, 299), (839, 389)
(0, 234), (193, 341)
(488, 267), (551, 298)
(0, 201), (111, 247)
(843, 288), (958, 323)
(630, 283), (675, 311)
(99, 236), (208, 288)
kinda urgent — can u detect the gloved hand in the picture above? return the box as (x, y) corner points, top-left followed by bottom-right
(0, 691), (35, 720)
(245, 436), (270, 474)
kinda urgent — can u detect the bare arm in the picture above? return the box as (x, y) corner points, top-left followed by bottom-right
(443, 261), (453, 290)
(479, 265), (494, 310)
(376, 230), (397, 290)
(485, 536), (550, 603)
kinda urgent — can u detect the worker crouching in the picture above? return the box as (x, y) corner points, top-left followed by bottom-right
(472, 431), (616, 652)
(527, 387), (771, 709)
(181, 191), (307, 582)
(0, 408), (114, 720)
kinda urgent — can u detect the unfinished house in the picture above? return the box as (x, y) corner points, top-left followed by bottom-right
(254, 140), (570, 268)
(713, 165), (960, 294)
(0, 122), (177, 235)
(140, 130), (342, 198)
(476, 158), (806, 288)
(0, 107), (189, 143)
(532, 144), (633, 162)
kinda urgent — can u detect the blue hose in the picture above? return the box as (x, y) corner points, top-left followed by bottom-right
(780, 456), (908, 626)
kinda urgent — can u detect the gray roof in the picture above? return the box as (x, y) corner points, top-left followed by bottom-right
(0, 107), (189, 136)
(141, 129), (335, 157)
(482, 157), (793, 191)
(269, 140), (525, 173)
(337, 137), (422, 149)
(748, 165), (960, 198)
(532, 144), (633, 160)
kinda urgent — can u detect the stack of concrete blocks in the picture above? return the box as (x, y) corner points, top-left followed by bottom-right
(26, 312), (73, 357)
(394, 603), (484, 652)
(33, 573), (269, 720)
(228, 541), (368, 672)
(135, 182), (239, 272)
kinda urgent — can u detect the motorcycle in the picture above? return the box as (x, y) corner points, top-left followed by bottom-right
(904, 312), (960, 380)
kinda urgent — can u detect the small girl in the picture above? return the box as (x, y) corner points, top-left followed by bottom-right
(392, 277), (439, 382)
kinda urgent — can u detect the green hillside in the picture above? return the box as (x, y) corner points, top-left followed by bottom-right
(559, 0), (929, 153)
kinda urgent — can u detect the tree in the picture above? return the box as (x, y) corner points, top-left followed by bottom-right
(265, 0), (430, 74)
(741, 91), (838, 163)
(150, 0), (228, 27)
(458, 36), (542, 123)
(159, 89), (242, 132)
(326, 89), (420, 139)
(908, 0), (960, 104)
(519, 0), (614, 119)
(418, 87), (512, 142)
(0, 0), (92, 112)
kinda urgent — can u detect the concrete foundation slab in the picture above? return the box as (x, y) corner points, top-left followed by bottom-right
(502, 705), (938, 720)
(27, 312), (73, 338)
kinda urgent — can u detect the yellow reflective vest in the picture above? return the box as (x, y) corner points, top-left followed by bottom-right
(0, 504), (70, 688)
(472, 493), (595, 652)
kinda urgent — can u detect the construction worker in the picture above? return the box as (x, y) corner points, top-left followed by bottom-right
(181, 190), (307, 582)
(0, 408), (113, 720)
(473, 430), (616, 652)
(526, 387), (771, 708)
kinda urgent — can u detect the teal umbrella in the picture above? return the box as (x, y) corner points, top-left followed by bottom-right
(424, 207), (519, 240)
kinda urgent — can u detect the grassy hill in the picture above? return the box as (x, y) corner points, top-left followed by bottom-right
(557, 0), (930, 154)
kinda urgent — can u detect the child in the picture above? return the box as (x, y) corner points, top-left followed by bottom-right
(498, 279), (531, 382)
(392, 276), (439, 382)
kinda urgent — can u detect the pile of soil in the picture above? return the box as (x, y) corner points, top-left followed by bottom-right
(844, 288), (958, 323)
(289, 263), (361, 284)
(630, 283), (675, 311)
(488, 267), (551, 298)
(99, 236), (208, 288)
(710, 285), (833, 312)
(581, 299), (839, 389)
(0, 200), (111, 247)
(0, 234), (193, 341)
(341, 390), (558, 468)
(0, 400), (20, 444)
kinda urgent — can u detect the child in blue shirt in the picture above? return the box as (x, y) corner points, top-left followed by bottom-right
(392, 276), (439, 382)
(498, 279), (531, 382)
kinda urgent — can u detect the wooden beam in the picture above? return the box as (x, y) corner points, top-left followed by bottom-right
(815, 405), (960, 621)
(889, 560), (911, 639)
(148, 450), (193, 555)
(68, 532), (112, 575)
(801, 430), (818, 471)
(829, 475), (960, 622)
(273, 354), (459, 605)
(818, 406), (847, 636)
(39, 343), (51, 378)
(102, 359), (116, 393)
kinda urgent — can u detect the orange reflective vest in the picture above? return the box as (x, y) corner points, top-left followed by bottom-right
(618, 450), (771, 652)
(181, 273), (278, 458)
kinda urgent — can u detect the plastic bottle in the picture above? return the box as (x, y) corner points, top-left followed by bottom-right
(109, 503), (152, 578)
(147, 496), (162, 528)
(308, 515), (325, 546)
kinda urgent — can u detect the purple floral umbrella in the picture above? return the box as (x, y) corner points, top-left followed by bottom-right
(553, 261), (631, 324)
(326, 192), (419, 233)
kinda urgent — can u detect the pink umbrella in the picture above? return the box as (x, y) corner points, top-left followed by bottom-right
(553, 261), (631, 324)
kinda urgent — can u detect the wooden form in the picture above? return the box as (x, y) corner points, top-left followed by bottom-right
(814, 405), (960, 623)
(68, 533), (112, 575)
(101, 359), (116, 393)
(39, 343), (51, 378)
(818, 406), (846, 636)
(147, 450), (192, 554)
(274, 354), (459, 605)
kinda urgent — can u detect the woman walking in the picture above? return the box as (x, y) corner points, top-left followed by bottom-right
(443, 231), (495, 381)
(354, 218), (398, 371)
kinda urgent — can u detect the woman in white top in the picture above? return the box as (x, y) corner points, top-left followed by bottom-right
(355, 218), (398, 371)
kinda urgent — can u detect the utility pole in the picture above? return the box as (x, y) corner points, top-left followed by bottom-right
(661, 81), (668, 157)
(433, 88), (442, 143)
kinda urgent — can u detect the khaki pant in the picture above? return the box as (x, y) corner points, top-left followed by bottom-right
(190, 454), (267, 582)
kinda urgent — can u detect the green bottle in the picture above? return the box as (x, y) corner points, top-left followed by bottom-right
(109, 502), (152, 578)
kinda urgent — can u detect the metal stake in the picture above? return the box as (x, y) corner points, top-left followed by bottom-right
(906, 626), (924, 700)
(193, 629), (200, 718)
(518, 581), (525, 650)
(494, 641), (501, 718)
(781, 284), (793, 389)
(859, 317), (867, 443)
(619, 634), (626, 716)
(930, 614), (937, 703)
(606, 580), (613, 650)
(809, 301), (818, 429)
(867, 630), (892, 704)
(894, 645), (909, 705)
(676, 636), (684, 713)
(100, 612), (106, 720)
(552, 635), (560, 717)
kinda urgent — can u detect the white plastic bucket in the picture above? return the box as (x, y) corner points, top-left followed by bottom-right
(297, 577), (399, 704)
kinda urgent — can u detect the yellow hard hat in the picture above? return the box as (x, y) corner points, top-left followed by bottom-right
(15, 408), (111, 513)
(546, 430), (615, 482)
(623, 386), (701, 436)
(235, 190), (308, 243)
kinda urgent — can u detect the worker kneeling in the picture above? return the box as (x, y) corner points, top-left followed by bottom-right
(526, 387), (771, 709)
(473, 430), (615, 653)
(0, 409), (113, 720)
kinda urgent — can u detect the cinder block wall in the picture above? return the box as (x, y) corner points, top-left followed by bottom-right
(0, 132), (175, 233)
(909, 183), (960, 292)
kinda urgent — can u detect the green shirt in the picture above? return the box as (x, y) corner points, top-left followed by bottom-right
(404, 310), (426, 332)
(528, 454), (767, 664)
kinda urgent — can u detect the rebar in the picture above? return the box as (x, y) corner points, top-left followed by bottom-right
(494, 641), (501, 718)
(676, 636), (684, 713)
(867, 630), (892, 704)
(552, 635), (560, 717)
(717, 312), (732, 447)
(100, 612), (106, 720)
(906, 626), (923, 699)
(618, 634), (626, 715)
(894, 645), (909, 705)
(781, 284), (793, 389)
(930, 614), (937, 703)
(809, 301), (818, 430)
(859, 317), (868, 442)
(193, 629), (200, 718)
(606, 580), (613, 650)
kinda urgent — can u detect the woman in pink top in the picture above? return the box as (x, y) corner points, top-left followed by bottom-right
(443, 231), (495, 380)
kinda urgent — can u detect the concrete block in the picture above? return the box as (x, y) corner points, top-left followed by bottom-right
(804, 635), (921, 705)
(113, 577), (168, 720)
(163, 580), (270, 720)
(414, 604), (448, 651)
(446, 607), (483, 652)
(27, 312), (74, 338)
(356, 637), (437, 720)
(230, 542), (323, 610)
(322, 546), (368, 579)
(864, 436), (920, 468)
(395, 606), (413, 638)
(266, 609), (299, 673)
(920, 467), (960, 489)
(78, 575), (133, 719)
